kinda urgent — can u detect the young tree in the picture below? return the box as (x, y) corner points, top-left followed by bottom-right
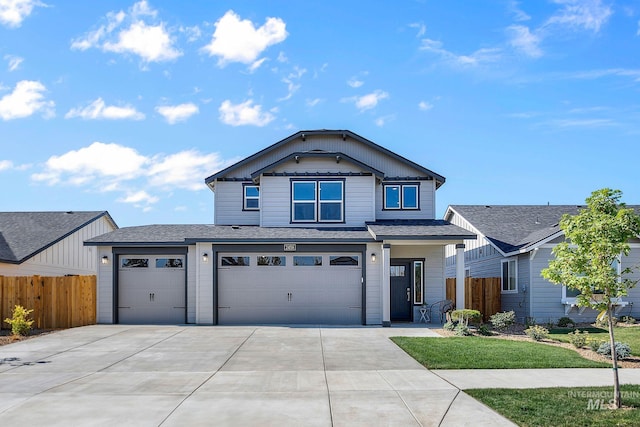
(542, 188), (640, 409)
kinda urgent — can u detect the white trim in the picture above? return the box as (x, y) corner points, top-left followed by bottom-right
(444, 206), (508, 257)
(501, 258), (518, 293)
(413, 260), (424, 305)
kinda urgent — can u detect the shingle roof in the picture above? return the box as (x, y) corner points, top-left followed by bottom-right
(366, 220), (476, 241)
(84, 224), (375, 245)
(447, 205), (640, 254)
(0, 211), (115, 263)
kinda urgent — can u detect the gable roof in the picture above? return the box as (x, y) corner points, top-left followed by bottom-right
(205, 130), (446, 188)
(0, 211), (116, 264)
(446, 205), (640, 255)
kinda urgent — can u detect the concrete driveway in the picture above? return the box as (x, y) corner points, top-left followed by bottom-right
(0, 325), (513, 426)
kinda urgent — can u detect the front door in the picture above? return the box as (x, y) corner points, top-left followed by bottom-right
(390, 261), (412, 321)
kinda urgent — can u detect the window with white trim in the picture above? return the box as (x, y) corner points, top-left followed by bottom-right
(501, 259), (517, 293)
(291, 180), (344, 222)
(243, 185), (260, 210)
(383, 184), (419, 210)
(413, 261), (424, 305)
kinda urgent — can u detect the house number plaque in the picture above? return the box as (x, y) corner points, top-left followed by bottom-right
(284, 243), (296, 252)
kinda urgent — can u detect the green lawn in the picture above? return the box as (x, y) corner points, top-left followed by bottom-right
(391, 337), (609, 369)
(467, 385), (640, 427)
(550, 326), (640, 354)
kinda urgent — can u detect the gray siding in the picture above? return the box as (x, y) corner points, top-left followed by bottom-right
(500, 254), (529, 323)
(375, 180), (435, 220)
(214, 181), (260, 226)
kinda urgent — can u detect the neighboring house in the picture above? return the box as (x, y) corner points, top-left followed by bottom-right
(0, 211), (117, 277)
(85, 130), (475, 326)
(444, 205), (640, 323)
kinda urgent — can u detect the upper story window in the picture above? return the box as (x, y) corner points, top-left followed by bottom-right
(291, 180), (344, 223)
(243, 185), (260, 210)
(501, 259), (517, 293)
(383, 183), (419, 210)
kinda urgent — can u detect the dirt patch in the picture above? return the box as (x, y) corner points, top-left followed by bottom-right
(0, 329), (58, 346)
(433, 324), (640, 369)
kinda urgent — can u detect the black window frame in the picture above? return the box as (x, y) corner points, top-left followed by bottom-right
(382, 182), (420, 210)
(290, 178), (345, 223)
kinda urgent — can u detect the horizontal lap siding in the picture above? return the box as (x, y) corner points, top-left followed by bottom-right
(501, 254), (529, 323)
(375, 180), (435, 220)
(214, 181), (260, 226)
(97, 246), (113, 323)
(366, 243), (381, 325)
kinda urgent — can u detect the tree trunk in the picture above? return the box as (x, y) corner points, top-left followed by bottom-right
(608, 306), (621, 408)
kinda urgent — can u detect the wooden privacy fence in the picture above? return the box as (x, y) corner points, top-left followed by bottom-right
(446, 277), (501, 321)
(0, 275), (96, 330)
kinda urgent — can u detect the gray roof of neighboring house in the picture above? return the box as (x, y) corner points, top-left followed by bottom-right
(447, 205), (640, 254)
(0, 211), (116, 264)
(366, 220), (476, 241)
(204, 130), (446, 188)
(85, 220), (474, 246)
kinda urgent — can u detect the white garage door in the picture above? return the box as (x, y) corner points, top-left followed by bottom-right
(218, 253), (362, 324)
(118, 255), (186, 324)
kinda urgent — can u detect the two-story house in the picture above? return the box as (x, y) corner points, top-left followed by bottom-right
(86, 130), (474, 325)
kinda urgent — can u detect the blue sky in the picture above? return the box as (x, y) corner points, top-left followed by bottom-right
(1, 0), (639, 227)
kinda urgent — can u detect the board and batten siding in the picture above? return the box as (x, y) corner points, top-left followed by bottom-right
(227, 135), (434, 181)
(366, 243), (382, 325)
(0, 215), (116, 277)
(375, 180), (435, 220)
(186, 246), (197, 323)
(260, 173), (376, 227)
(214, 181), (260, 226)
(97, 246), (114, 323)
(196, 242), (214, 324)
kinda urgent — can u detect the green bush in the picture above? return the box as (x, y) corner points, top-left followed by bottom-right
(525, 325), (549, 341)
(489, 311), (516, 331)
(443, 321), (456, 331)
(588, 338), (605, 352)
(597, 342), (631, 360)
(595, 316), (618, 328)
(557, 316), (576, 328)
(476, 324), (493, 336)
(451, 309), (482, 326)
(4, 305), (34, 336)
(454, 323), (472, 336)
(568, 329), (588, 348)
(622, 316), (636, 325)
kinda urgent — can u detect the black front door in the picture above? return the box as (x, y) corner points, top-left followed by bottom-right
(390, 261), (412, 321)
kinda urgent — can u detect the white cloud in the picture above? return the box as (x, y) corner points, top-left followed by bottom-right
(306, 98), (322, 107)
(5, 54), (23, 71)
(374, 114), (395, 127)
(201, 10), (287, 67)
(31, 141), (232, 209)
(279, 66), (306, 101)
(218, 99), (275, 126)
(507, 25), (543, 58)
(347, 77), (364, 88)
(546, 0), (612, 33)
(0, 0), (44, 28)
(180, 25), (201, 42)
(65, 98), (144, 120)
(71, 1), (181, 64)
(0, 80), (54, 120)
(420, 38), (502, 67)
(155, 103), (199, 124)
(247, 57), (268, 73)
(0, 160), (12, 170)
(508, 1), (531, 21)
(409, 22), (426, 38)
(277, 51), (288, 63)
(342, 90), (389, 112)
(418, 101), (433, 111)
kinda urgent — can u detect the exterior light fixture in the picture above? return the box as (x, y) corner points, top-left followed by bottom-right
(202, 253), (209, 263)
(101, 255), (109, 265)
(371, 253), (376, 263)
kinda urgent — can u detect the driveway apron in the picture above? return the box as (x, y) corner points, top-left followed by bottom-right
(0, 325), (513, 426)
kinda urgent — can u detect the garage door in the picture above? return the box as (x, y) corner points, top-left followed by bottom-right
(218, 253), (362, 324)
(118, 255), (186, 324)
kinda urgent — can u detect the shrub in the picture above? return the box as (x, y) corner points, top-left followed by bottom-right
(4, 305), (34, 336)
(525, 317), (537, 328)
(557, 316), (576, 328)
(595, 316), (618, 328)
(489, 311), (516, 331)
(622, 316), (636, 325)
(443, 321), (456, 331)
(454, 323), (472, 336)
(588, 338), (605, 352)
(476, 324), (492, 336)
(525, 325), (549, 341)
(597, 342), (632, 360)
(568, 329), (588, 348)
(451, 309), (482, 326)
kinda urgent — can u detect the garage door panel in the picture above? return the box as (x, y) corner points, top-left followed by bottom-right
(218, 252), (362, 325)
(118, 255), (186, 324)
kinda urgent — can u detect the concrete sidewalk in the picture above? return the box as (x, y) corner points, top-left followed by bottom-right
(434, 367), (640, 390)
(0, 325), (515, 427)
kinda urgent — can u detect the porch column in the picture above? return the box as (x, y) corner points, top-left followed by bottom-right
(382, 243), (391, 327)
(455, 243), (465, 310)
